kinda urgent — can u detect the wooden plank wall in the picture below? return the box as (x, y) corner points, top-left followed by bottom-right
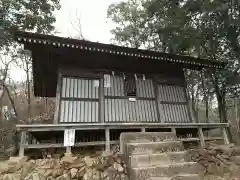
(104, 75), (157, 122)
(59, 77), (100, 123)
(57, 71), (191, 123)
(104, 99), (158, 122)
(157, 84), (190, 123)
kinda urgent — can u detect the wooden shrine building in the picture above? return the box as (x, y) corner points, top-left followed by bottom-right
(14, 31), (229, 156)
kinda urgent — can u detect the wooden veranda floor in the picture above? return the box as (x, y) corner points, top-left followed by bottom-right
(16, 122), (230, 157)
(16, 122), (229, 131)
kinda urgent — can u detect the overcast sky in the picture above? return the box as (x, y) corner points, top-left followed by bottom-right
(54, 0), (122, 42)
(12, 0), (122, 81)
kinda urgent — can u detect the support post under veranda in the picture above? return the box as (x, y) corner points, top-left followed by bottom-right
(105, 127), (110, 152)
(141, 127), (146, 132)
(198, 128), (205, 148)
(65, 146), (72, 156)
(222, 127), (230, 145)
(19, 131), (26, 157)
(171, 128), (176, 134)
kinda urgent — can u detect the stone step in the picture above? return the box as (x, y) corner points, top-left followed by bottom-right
(148, 174), (201, 180)
(130, 151), (190, 168)
(126, 141), (184, 155)
(149, 178), (170, 180)
(120, 132), (176, 153)
(0, 149), (6, 161)
(0, 157), (6, 161)
(131, 162), (203, 180)
(121, 132), (177, 144)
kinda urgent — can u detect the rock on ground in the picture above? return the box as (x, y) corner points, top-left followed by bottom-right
(0, 152), (127, 180)
(190, 143), (240, 178)
(1, 144), (240, 180)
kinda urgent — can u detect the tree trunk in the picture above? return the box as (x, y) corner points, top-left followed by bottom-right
(234, 98), (240, 144)
(3, 84), (18, 120)
(225, 24), (240, 65)
(2, 84), (19, 155)
(201, 71), (209, 122)
(0, 89), (3, 125)
(209, 72), (227, 123)
(205, 97), (209, 123)
(215, 86), (227, 123)
(222, 94), (227, 122)
(26, 62), (31, 121)
(191, 94), (199, 122)
(0, 89), (4, 148)
(235, 98), (240, 133)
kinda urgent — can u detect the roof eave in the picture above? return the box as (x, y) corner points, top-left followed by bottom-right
(14, 31), (226, 69)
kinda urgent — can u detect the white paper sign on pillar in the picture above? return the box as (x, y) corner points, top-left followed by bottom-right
(64, 129), (75, 147)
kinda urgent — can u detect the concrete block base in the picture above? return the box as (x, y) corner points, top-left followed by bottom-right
(8, 156), (28, 165)
(148, 174), (201, 180)
(132, 162), (203, 179)
(120, 132), (204, 180)
(130, 151), (189, 168)
(127, 141), (184, 155)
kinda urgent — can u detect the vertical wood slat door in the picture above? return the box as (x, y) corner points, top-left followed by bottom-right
(59, 77), (99, 123)
(157, 84), (191, 123)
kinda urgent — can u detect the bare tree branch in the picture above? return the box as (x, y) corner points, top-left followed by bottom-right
(69, 9), (85, 40)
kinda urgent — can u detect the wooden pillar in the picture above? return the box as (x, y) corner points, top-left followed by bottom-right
(141, 127), (146, 132)
(99, 75), (105, 123)
(66, 146), (72, 155)
(171, 128), (176, 134)
(54, 72), (62, 124)
(183, 71), (197, 123)
(198, 128), (205, 148)
(153, 79), (161, 122)
(105, 127), (110, 152)
(222, 127), (230, 145)
(19, 131), (26, 157)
